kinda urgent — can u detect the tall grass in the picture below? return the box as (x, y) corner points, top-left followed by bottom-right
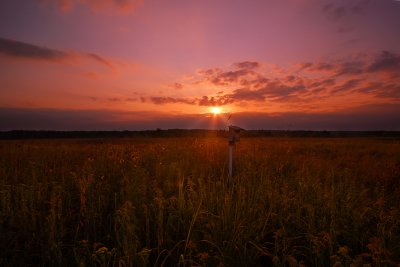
(0, 137), (399, 266)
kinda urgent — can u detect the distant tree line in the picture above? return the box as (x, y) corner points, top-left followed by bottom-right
(1, 129), (400, 139)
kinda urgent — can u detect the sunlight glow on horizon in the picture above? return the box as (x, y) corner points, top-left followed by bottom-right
(210, 106), (222, 115)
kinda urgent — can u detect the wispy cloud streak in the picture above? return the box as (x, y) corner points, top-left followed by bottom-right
(0, 37), (114, 68)
(39, 0), (144, 14)
(0, 37), (67, 61)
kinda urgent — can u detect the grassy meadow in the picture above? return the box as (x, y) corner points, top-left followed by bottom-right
(0, 136), (399, 266)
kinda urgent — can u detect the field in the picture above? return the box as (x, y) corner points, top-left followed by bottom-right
(1, 136), (400, 266)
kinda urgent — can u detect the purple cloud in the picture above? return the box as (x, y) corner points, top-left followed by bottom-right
(332, 79), (364, 94)
(150, 97), (196, 105)
(366, 51), (400, 73)
(0, 37), (66, 61)
(299, 51), (400, 77)
(322, 0), (371, 20)
(233, 61), (260, 69)
(226, 88), (265, 102)
(0, 37), (115, 68)
(143, 51), (399, 109)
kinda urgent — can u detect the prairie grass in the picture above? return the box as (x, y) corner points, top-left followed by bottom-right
(0, 137), (399, 266)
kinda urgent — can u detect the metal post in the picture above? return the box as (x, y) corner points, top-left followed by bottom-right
(228, 125), (243, 177)
(229, 143), (233, 177)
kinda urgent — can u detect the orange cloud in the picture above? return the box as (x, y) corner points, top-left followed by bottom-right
(153, 51), (400, 110)
(39, 0), (144, 14)
(148, 96), (233, 107)
(167, 83), (184, 90)
(150, 97), (196, 105)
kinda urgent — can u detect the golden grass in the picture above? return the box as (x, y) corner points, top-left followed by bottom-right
(0, 137), (399, 266)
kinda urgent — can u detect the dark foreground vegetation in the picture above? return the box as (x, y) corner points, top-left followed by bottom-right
(1, 136), (400, 266)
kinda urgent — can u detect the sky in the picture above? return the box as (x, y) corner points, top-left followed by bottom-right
(0, 0), (400, 131)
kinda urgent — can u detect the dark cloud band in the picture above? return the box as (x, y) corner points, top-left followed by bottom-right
(0, 37), (67, 61)
(0, 37), (113, 68)
(1, 105), (399, 131)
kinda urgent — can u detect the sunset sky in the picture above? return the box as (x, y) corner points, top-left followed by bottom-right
(1, 0), (399, 130)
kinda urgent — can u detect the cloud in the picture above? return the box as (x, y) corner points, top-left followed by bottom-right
(89, 51), (398, 111)
(350, 0), (371, 14)
(376, 83), (400, 99)
(309, 78), (336, 88)
(87, 53), (113, 68)
(335, 61), (365, 76)
(181, 51), (400, 107)
(300, 59), (364, 76)
(39, 0), (144, 14)
(233, 61), (260, 70)
(0, 37), (114, 69)
(226, 88), (265, 102)
(168, 83), (184, 90)
(332, 79), (364, 94)
(146, 81), (307, 107)
(299, 51), (400, 77)
(323, 4), (347, 20)
(0, 37), (67, 61)
(321, 0), (372, 32)
(321, 0), (371, 20)
(150, 97), (196, 105)
(199, 68), (257, 86)
(259, 84), (306, 100)
(216, 82), (306, 104)
(366, 50), (400, 73)
(148, 95), (233, 106)
(195, 62), (311, 103)
(307, 62), (335, 72)
(197, 64), (266, 90)
(294, 52), (400, 99)
(197, 95), (234, 106)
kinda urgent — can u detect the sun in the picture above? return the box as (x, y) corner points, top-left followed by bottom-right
(210, 106), (222, 115)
